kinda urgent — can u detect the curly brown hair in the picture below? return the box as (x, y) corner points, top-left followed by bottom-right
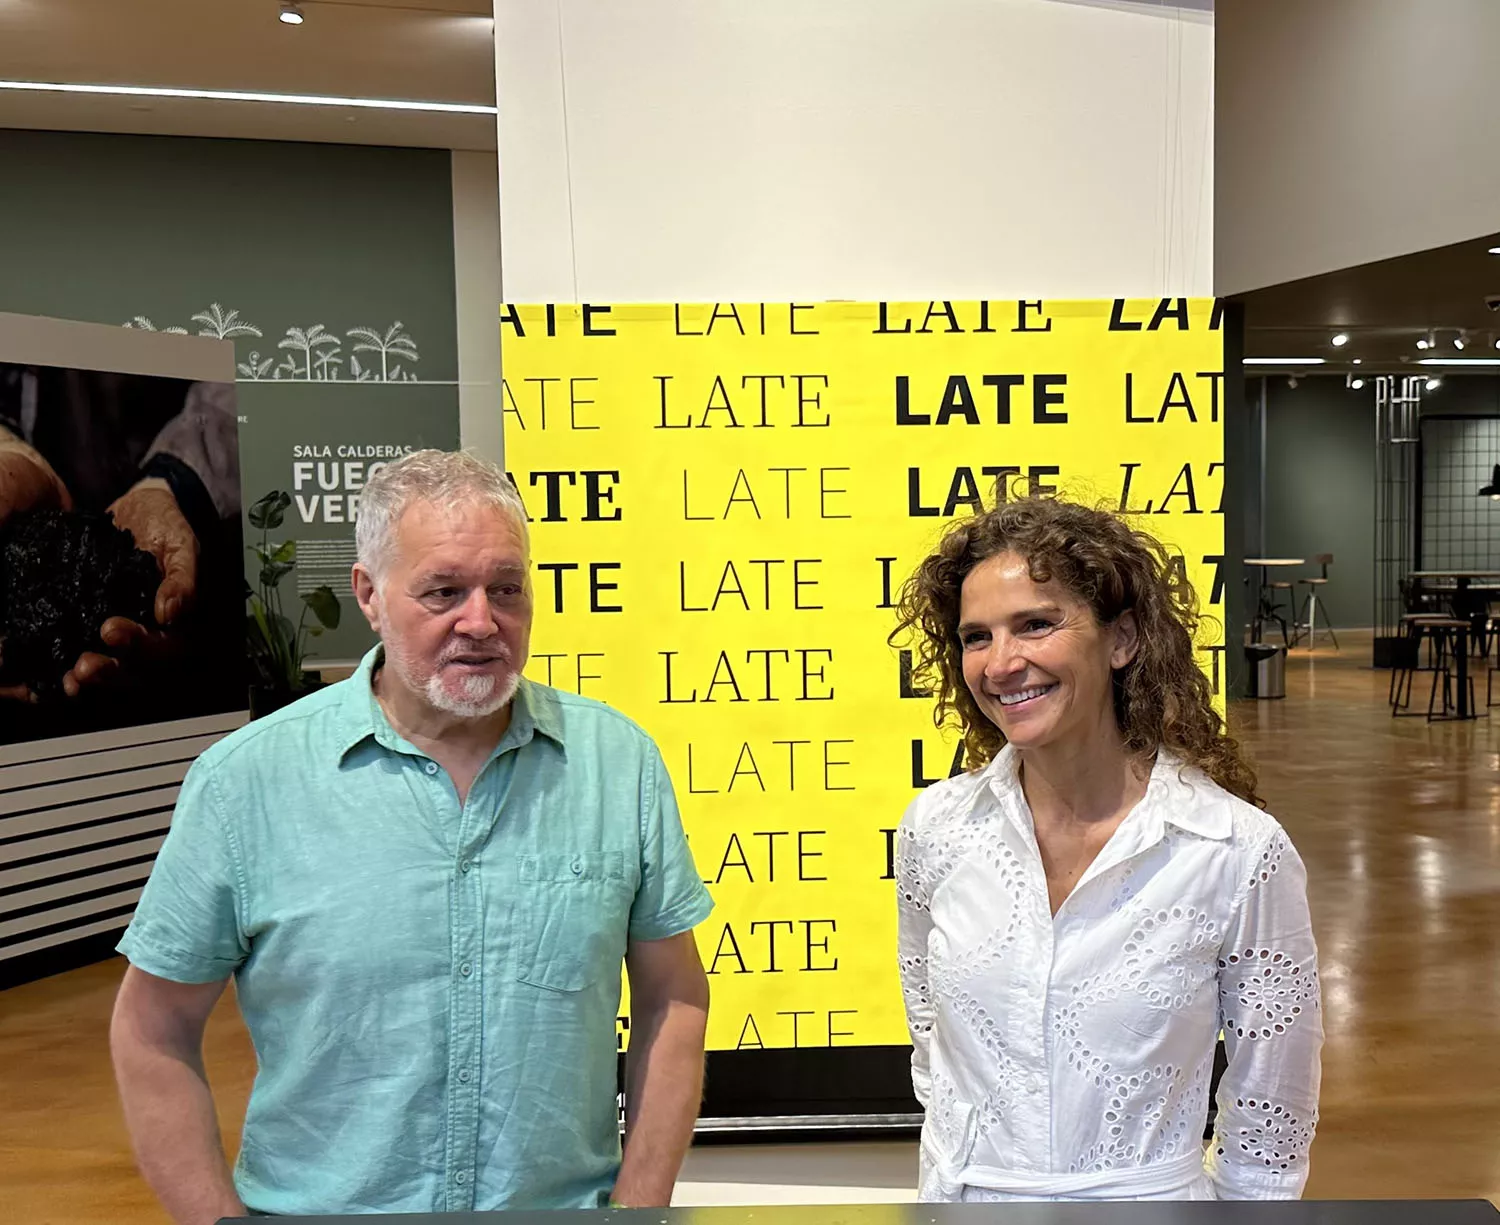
(892, 496), (1263, 807)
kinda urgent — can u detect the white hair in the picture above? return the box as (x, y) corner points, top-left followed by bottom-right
(356, 448), (529, 582)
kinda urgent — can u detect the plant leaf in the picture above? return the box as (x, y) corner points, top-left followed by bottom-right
(272, 539), (296, 563)
(303, 586), (341, 629)
(259, 561), (295, 588)
(249, 489), (292, 530)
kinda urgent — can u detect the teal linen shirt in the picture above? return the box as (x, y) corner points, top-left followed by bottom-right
(117, 647), (713, 1216)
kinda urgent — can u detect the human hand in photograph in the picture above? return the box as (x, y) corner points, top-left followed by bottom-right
(0, 432), (73, 530)
(0, 434), (76, 702)
(57, 479), (201, 699)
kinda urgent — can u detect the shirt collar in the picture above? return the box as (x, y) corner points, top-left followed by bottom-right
(984, 743), (1233, 842)
(333, 645), (566, 762)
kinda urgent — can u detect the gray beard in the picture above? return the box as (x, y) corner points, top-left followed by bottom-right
(425, 665), (520, 718)
(384, 639), (519, 719)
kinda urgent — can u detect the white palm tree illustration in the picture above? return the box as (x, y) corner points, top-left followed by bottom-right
(123, 316), (188, 334)
(312, 347), (344, 381)
(278, 324), (339, 380)
(192, 304), (263, 341)
(347, 322), (419, 381)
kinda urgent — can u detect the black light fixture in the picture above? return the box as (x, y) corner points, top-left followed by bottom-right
(1480, 464), (1500, 499)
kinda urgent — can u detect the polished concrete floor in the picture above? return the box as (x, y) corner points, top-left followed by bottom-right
(2, 633), (1497, 1219)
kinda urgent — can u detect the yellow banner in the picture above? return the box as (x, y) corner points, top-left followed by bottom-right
(500, 299), (1225, 1051)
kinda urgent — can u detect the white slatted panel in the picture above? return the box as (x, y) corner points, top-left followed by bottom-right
(0, 712), (243, 971)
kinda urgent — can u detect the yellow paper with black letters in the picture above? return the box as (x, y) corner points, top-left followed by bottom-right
(500, 299), (1225, 1052)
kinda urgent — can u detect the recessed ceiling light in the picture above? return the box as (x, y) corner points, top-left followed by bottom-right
(0, 79), (496, 115)
(1331, 332), (1349, 347)
(1352, 358), (1362, 365)
(279, 1), (304, 24)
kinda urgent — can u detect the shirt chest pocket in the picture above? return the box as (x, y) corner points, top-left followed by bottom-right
(514, 851), (631, 992)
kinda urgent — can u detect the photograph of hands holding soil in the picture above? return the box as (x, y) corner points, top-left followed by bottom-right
(0, 358), (247, 745)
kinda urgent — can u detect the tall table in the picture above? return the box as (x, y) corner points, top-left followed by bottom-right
(1244, 557), (1305, 644)
(1408, 570), (1500, 654)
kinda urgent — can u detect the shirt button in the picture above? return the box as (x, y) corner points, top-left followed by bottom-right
(571, 858), (582, 875)
(424, 762), (438, 775)
(455, 1171), (468, 1185)
(460, 860), (472, 874)
(459, 961), (472, 977)
(458, 1068), (471, 1083)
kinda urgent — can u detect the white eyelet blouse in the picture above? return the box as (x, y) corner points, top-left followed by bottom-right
(896, 746), (1323, 1202)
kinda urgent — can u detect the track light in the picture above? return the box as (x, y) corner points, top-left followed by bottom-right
(1352, 358), (1362, 365)
(1288, 376), (1299, 389)
(279, 1), (304, 24)
(1350, 378), (1365, 390)
(0, 80), (495, 115)
(1425, 377), (1443, 392)
(1481, 465), (1500, 499)
(1455, 334), (1467, 350)
(1417, 337), (1432, 350)
(1331, 332), (1349, 347)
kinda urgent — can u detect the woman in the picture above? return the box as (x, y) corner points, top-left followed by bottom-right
(893, 497), (1322, 1202)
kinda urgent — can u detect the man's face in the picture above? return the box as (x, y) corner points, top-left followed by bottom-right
(357, 499), (532, 719)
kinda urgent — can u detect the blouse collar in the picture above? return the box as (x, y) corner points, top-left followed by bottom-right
(981, 742), (1235, 842)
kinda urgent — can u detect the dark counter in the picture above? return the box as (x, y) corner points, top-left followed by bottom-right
(222, 1199), (1499, 1225)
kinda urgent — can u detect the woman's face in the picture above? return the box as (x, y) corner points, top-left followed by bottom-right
(957, 550), (1138, 755)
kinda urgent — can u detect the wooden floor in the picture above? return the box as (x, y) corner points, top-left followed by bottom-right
(3, 632), (1498, 1219)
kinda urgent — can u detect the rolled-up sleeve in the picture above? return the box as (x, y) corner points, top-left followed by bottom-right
(1207, 827), (1324, 1199)
(627, 746), (713, 943)
(116, 754), (248, 983)
(141, 381), (241, 520)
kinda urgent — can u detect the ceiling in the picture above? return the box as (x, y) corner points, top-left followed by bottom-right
(0, 0), (497, 150)
(1234, 230), (1500, 374)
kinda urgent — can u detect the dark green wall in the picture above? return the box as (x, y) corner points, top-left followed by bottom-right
(0, 129), (462, 660)
(1259, 376), (1375, 630)
(1258, 373), (1500, 631)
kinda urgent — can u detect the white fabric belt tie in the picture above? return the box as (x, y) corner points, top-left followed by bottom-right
(930, 1147), (1207, 1199)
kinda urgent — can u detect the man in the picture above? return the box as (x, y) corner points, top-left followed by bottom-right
(111, 448), (713, 1222)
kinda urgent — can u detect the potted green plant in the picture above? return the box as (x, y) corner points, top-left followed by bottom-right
(245, 490), (341, 719)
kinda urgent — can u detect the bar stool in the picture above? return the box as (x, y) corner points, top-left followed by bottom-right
(1255, 580), (1295, 647)
(1404, 618), (1479, 722)
(1478, 605), (1500, 662)
(1391, 616), (1450, 715)
(1294, 554), (1339, 650)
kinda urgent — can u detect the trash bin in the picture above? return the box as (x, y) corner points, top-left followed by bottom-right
(1245, 642), (1286, 700)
